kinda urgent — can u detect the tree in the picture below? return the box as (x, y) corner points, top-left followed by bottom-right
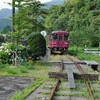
(45, 0), (100, 47)
(20, 0), (47, 36)
(27, 33), (46, 59)
(9, 0), (47, 66)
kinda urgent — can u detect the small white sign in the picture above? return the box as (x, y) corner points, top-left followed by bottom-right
(41, 31), (47, 37)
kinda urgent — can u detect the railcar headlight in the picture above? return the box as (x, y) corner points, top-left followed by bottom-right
(65, 43), (68, 44)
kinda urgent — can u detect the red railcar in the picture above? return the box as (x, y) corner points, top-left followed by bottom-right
(47, 31), (69, 53)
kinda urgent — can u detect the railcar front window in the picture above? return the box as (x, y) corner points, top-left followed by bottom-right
(59, 36), (62, 41)
(52, 34), (57, 41)
(64, 34), (68, 41)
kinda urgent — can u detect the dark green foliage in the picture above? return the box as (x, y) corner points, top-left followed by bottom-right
(0, 35), (4, 42)
(0, 61), (6, 70)
(28, 33), (46, 59)
(45, 0), (100, 47)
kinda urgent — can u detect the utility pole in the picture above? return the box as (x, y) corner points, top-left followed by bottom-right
(12, 0), (15, 42)
(12, 0), (15, 65)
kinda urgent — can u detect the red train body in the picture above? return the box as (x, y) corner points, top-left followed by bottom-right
(47, 31), (69, 53)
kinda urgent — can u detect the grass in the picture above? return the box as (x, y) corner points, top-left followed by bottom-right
(5, 68), (19, 74)
(0, 61), (52, 76)
(8, 78), (44, 100)
(0, 60), (54, 100)
(68, 49), (100, 61)
(50, 55), (69, 61)
(90, 83), (100, 99)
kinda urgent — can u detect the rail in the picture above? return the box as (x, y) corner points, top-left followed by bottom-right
(49, 60), (63, 100)
(69, 57), (94, 100)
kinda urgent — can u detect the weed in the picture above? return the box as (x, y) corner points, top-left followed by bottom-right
(68, 49), (100, 61)
(19, 67), (28, 73)
(38, 91), (51, 95)
(8, 79), (44, 100)
(5, 68), (18, 74)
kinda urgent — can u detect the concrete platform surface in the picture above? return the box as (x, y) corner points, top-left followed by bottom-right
(0, 76), (36, 100)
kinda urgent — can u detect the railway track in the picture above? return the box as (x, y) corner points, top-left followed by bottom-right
(49, 58), (94, 100)
(26, 56), (99, 100)
(49, 60), (63, 100)
(69, 57), (94, 100)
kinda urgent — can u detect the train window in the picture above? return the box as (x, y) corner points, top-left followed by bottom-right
(64, 34), (68, 41)
(59, 36), (62, 41)
(52, 34), (57, 41)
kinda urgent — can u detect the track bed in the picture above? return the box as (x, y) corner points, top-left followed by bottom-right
(25, 55), (100, 100)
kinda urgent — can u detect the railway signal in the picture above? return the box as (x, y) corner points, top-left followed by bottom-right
(41, 31), (47, 37)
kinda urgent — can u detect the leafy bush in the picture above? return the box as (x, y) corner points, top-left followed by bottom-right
(0, 43), (25, 64)
(0, 51), (8, 64)
(27, 33), (46, 59)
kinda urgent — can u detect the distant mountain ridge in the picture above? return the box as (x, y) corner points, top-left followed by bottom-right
(44, 0), (65, 8)
(0, 8), (12, 19)
(0, 0), (65, 31)
(0, 9), (12, 30)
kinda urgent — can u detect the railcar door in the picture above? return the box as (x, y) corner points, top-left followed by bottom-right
(58, 34), (64, 47)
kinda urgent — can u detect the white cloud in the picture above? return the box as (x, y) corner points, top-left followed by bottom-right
(0, 0), (12, 10)
(0, 0), (52, 10)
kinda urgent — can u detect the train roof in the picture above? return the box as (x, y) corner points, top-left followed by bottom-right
(51, 31), (69, 34)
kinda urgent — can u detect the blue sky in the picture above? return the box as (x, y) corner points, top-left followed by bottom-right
(0, 0), (52, 10)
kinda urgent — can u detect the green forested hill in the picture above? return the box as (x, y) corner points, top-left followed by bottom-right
(0, 19), (11, 30)
(44, 0), (65, 8)
(45, 0), (100, 47)
(0, 9), (12, 19)
(0, 0), (64, 31)
(0, 9), (12, 31)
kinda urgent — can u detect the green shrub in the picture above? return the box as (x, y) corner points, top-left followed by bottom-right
(27, 33), (46, 59)
(20, 61), (29, 66)
(0, 51), (8, 64)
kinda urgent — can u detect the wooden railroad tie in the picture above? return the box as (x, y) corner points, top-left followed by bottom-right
(48, 72), (99, 81)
